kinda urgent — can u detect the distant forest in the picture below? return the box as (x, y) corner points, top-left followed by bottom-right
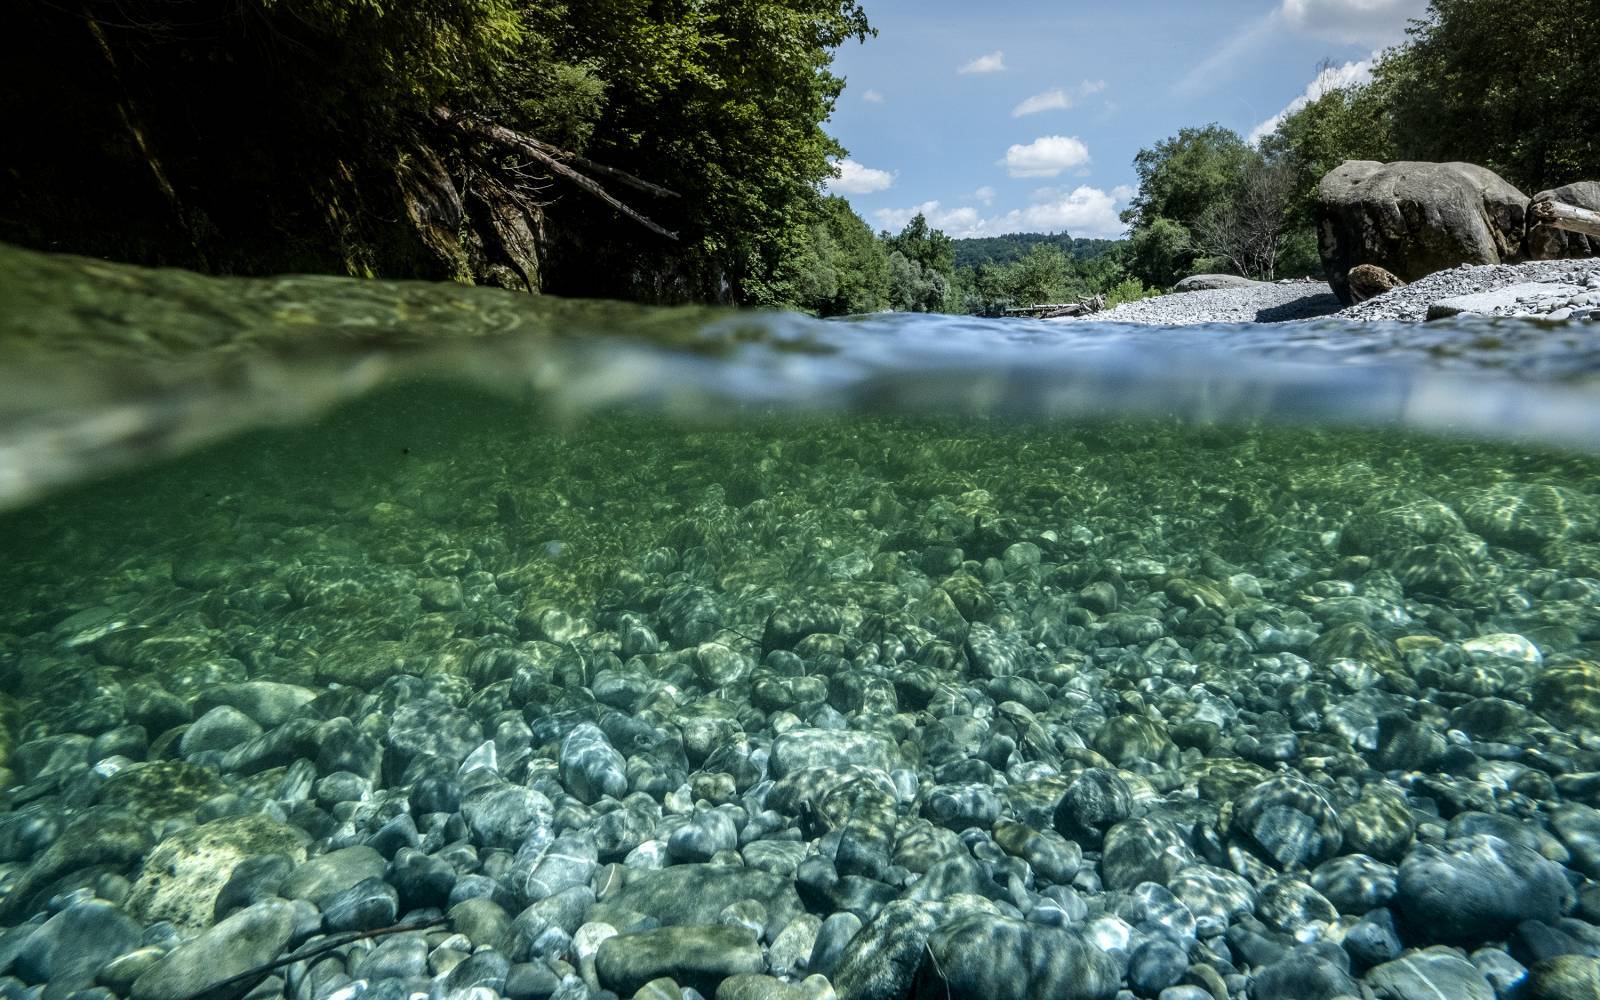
(952, 233), (1123, 271)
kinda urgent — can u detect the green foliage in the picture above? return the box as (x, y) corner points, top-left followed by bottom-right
(1123, 126), (1255, 232)
(875, 213), (956, 313)
(1375, 0), (1600, 190)
(1, 0), (875, 304)
(1119, 126), (1261, 286)
(762, 196), (890, 316)
(882, 213), (956, 279)
(944, 236), (1136, 315)
(1259, 78), (1397, 228)
(951, 233), (1120, 270)
(1125, 217), (1195, 289)
(1103, 277), (1157, 309)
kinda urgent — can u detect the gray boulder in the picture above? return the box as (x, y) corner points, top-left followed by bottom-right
(1174, 274), (1259, 292)
(131, 899), (296, 1000)
(1317, 160), (1528, 304)
(1527, 181), (1600, 259)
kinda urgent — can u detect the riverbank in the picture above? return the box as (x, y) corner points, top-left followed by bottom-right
(1066, 260), (1600, 326)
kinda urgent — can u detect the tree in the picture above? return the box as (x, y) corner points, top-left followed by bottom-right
(880, 214), (955, 312)
(0, 0), (875, 305)
(1123, 125), (1256, 232)
(1120, 125), (1255, 286)
(1374, 0), (1600, 191)
(772, 196), (890, 315)
(1189, 158), (1296, 280)
(1006, 244), (1075, 305)
(1124, 217), (1194, 288)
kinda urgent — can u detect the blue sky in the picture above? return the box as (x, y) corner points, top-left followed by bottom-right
(822, 0), (1428, 239)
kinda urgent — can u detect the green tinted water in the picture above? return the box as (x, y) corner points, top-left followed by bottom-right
(1, 244), (1599, 997)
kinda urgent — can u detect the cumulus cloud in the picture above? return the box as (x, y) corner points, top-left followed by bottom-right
(872, 201), (982, 235)
(1011, 80), (1108, 117)
(1280, 0), (1427, 44)
(825, 159), (895, 195)
(999, 136), (1091, 178)
(1247, 56), (1375, 143)
(998, 186), (1127, 238)
(862, 89), (885, 103)
(871, 186), (1130, 240)
(970, 186), (996, 206)
(958, 51), (1006, 74)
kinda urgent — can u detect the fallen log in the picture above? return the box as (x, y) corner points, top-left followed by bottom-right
(1531, 199), (1600, 240)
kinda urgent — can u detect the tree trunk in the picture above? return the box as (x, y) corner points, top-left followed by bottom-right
(1530, 199), (1600, 239)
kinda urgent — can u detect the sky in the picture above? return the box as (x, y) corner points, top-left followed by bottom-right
(822, 0), (1429, 240)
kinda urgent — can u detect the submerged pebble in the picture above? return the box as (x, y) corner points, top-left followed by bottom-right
(2, 406), (1600, 1000)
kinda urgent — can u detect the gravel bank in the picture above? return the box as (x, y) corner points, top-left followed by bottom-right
(1336, 259), (1600, 322)
(1063, 279), (1342, 326)
(1065, 260), (1600, 325)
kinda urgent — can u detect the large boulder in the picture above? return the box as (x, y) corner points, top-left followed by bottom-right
(1317, 161), (1528, 304)
(1527, 181), (1600, 259)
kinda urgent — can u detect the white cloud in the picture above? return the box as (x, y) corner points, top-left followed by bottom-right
(872, 201), (982, 235)
(1178, 1), (1418, 98)
(1280, 0), (1427, 44)
(971, 186), (996, 206)
(862, 89), (885, 103)
(999, 135), (1091, 178)
(958, 51), (1006, 74)
(1011, 80), (1108, 117)
(825, 159), (896, 195)
(999, 186), (1128, 238)
(871, 186), (1130, 240)
(1111, 184), (1136, 202)
(1247, 56), (1375, 143)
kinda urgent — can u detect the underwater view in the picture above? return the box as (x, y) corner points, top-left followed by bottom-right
(2, 242), (1600, 1000)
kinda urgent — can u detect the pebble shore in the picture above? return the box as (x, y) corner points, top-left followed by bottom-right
(1076, 260), (1600, 326)
(2, 407), (1600, 1000)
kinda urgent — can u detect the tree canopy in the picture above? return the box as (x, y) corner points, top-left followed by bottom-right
(0, 0), (873, 305)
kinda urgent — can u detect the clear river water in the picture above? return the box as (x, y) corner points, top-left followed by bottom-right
(1, 242), (1599, 1000)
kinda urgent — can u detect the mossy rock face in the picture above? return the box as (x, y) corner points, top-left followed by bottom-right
(126, 814), (311, 931)
(1533, 661), (1600, 733)
(97, 760), (228, 822)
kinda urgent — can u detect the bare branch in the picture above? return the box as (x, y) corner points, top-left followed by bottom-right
(436, 107), (678, 240)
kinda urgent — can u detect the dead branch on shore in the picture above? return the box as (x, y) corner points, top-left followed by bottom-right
(1532, 198), (1600, 240)
(436, 107), (679, 240)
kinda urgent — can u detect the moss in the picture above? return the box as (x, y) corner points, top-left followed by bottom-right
(97, 760), (228, 822)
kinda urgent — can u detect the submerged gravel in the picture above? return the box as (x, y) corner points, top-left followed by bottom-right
(2, 398), (1600, 1000)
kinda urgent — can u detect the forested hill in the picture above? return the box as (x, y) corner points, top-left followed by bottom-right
(952, 233), (1123, 271)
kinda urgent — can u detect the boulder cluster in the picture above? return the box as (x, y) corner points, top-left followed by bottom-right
(1317, 162), (1600, 305)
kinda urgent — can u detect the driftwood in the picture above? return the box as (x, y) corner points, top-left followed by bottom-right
(1005, 294), (1106, 319)
(1532, 198), (1600, 240)
(176, 915), (449, 1000)
(436, 106), (678, 240)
